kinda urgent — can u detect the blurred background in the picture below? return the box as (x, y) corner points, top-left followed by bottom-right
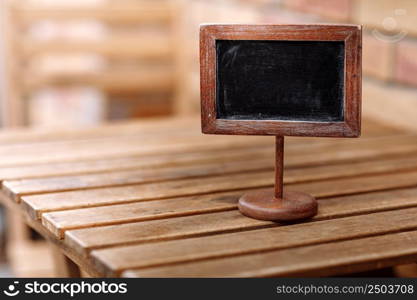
(0, 0), (416, 276)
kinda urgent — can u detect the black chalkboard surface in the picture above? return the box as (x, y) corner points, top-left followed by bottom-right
(216, 40), (345, 122)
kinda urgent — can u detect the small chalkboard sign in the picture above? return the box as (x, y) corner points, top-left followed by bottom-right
(200, 24), (362, 222)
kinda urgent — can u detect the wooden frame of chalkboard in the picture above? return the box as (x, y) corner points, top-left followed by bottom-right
(200, 24), (362, 137)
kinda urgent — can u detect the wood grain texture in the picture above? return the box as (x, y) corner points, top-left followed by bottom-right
(24, 168), (417, 224)
(0, 134), (272, 167)
(0, 130), (413, 168)
(0, 118), (416, 278)
(0, 136), (410, 180)
(13, 1), (175, 24)
(0, 117), (198, 144)
(0, 145), (274, 181)
(65, 187), (417, 258)
(123, 230), (417, 278)
(21, 35), (172, 60)
(23, 68), (174, 93)
(38, 185), (417, 239)
(91, 207), (417, 276)
(5, 158), (273, 198)
(8, 133), (417, 203)
(0, 133), (414, 183)
(0, 116), (400, 145)
(9, 151), (417, 200)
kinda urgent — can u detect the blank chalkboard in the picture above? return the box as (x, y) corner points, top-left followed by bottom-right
(216, 40), (345, 122)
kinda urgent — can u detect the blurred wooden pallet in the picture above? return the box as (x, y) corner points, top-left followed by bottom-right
(1, 0), (185, 277)
(23, 67), (174, 93)
(3, 0), (185, 126)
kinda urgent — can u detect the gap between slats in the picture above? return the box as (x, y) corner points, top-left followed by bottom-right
(4, 154), (417, 201)
(0, 119), (410, 276)
(22, 167), (417, 224)
(88, 207), (417, 276)
(0, 132), (413, 168)
(121, 230), (417, 278)
(0, 145), (275, 181)
(39, 167), (417, 238)
(0, 117), (399, 147)
(6, 133), (417, 203)
(64, 187), (417, 258)
(0, 117), (199, 145)
(0, 134), (272, 167)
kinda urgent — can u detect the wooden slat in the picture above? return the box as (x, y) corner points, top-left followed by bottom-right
(1, 138), (416, 182)
(0, 117), (199, 144)
(23, 68), (174, 93)
(0, 134), (272, 167)
(1, 125), (362, 159)
(0, 131), (245, 157)
(0, 127), (413, 168)
(39, 169), (417, 236)
(22, 171), (275, 215)
(90, 207), (417, 276)
(23, 167), (417, 220)
(0, 123), (412, 180)
(21, 36), (172, 60)
(122, 230), (417, 277)
(65, 187), (417, 257)
(5, 158), (273, 197)
(13, 2), (175, 24)
(0, 118), (402, 154)
(0, 128), (405, 157)
(292, 169), (417, 199)
(5, 155), (417, 199)
(0, 146), (274, 181)
(0, 133), (415, 185)
(3, 115), (392, 145)
(0, 126), (409, 162)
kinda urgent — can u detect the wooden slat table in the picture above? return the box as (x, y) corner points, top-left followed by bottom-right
(1, 117), (417, 277)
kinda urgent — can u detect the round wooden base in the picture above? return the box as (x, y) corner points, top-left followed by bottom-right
(238, 188), (318, 221)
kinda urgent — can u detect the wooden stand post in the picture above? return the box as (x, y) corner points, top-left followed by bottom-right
(238, 136), (318, 221)
(274, 136), (284, 199)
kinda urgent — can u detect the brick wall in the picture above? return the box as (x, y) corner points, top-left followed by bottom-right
(188, 0), (417, 130)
